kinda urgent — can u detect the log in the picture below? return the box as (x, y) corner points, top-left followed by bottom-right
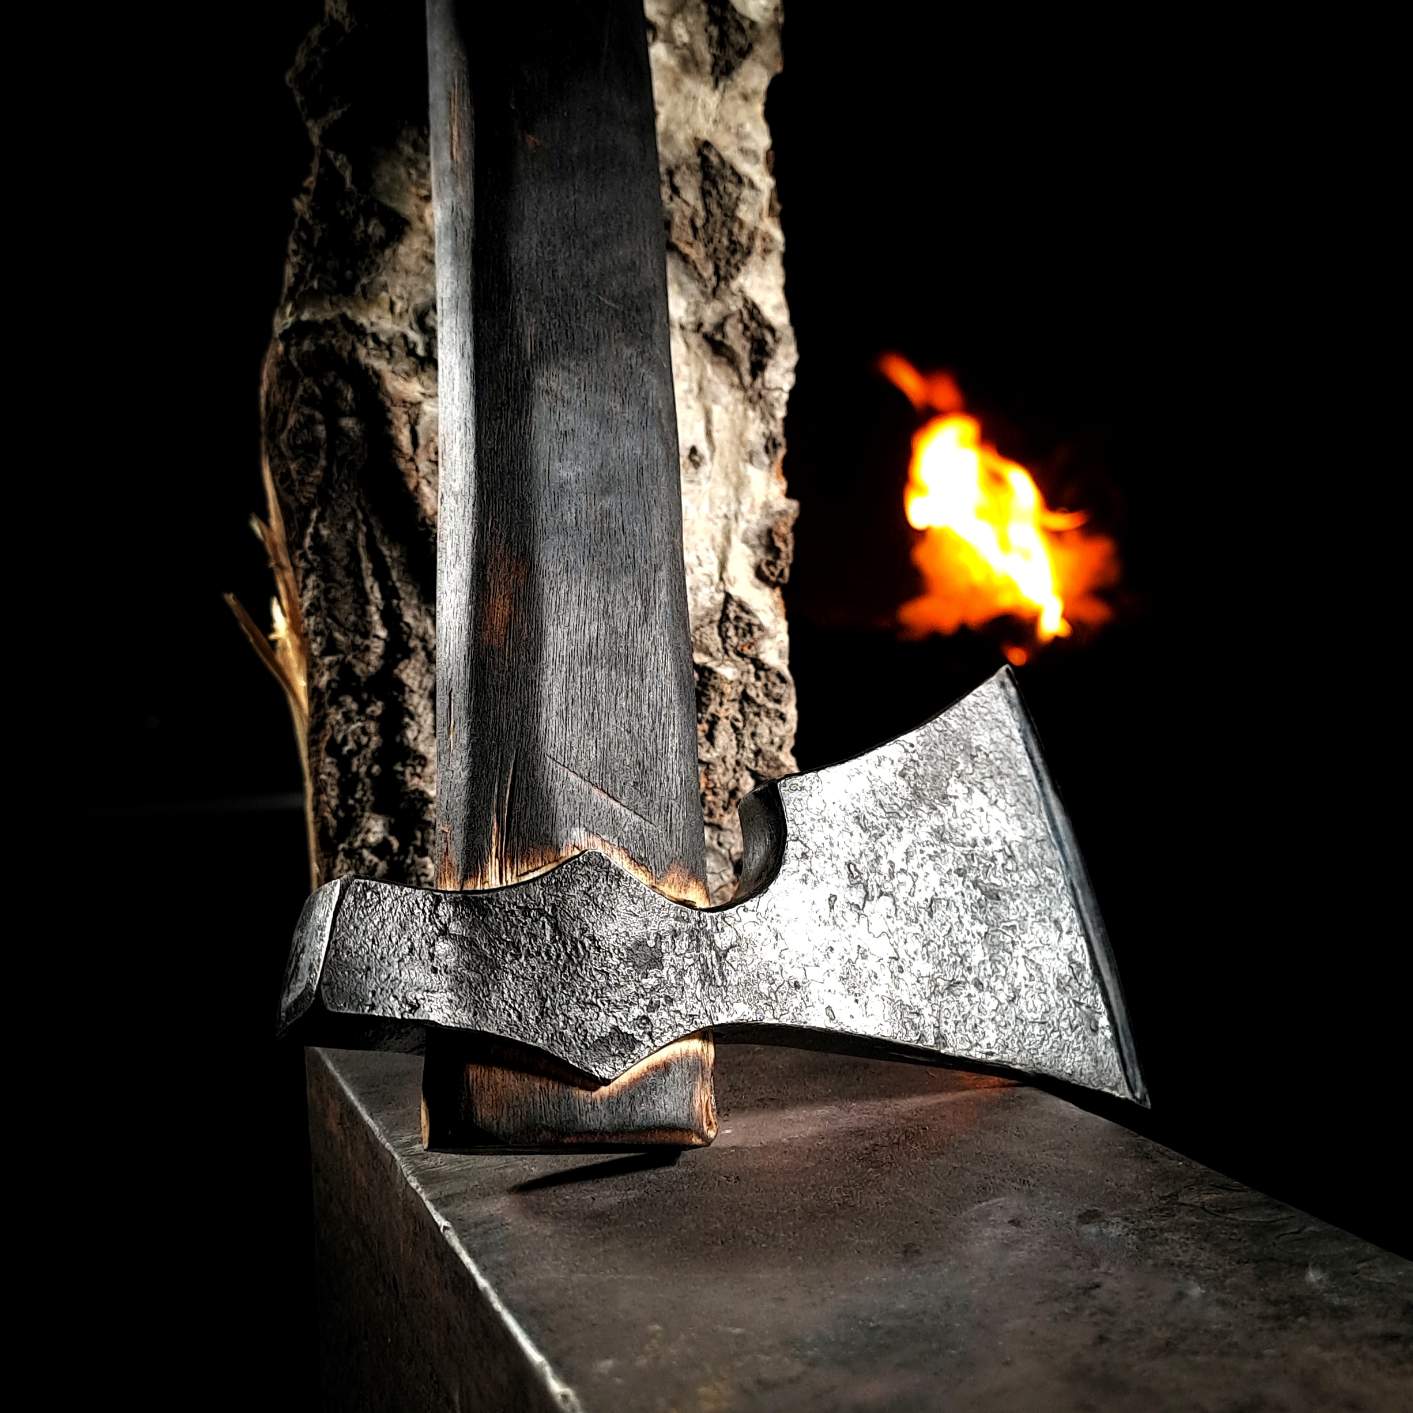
(256, 0), (796, 904)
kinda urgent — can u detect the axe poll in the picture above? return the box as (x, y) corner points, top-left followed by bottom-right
(279, 0), (1147, 1143)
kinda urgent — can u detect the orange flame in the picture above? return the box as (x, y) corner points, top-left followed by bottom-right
(882, 355), (1117, 659)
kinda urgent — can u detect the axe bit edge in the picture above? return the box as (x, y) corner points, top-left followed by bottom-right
(281, 669), (1147, 1108)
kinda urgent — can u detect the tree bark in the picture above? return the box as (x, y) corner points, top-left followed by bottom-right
(257, 0), (796, 902)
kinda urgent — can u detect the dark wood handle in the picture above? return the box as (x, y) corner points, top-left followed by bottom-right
(429, 0), (708, 903)
(423, 0), (714, 1148)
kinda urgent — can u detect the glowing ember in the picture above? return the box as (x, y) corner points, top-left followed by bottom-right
(882, 355), (1117, 659)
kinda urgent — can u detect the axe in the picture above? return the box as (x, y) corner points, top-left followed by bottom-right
(279, 0), (1147, 1146)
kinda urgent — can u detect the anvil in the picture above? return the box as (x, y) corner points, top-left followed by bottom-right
(278, 0), (1145, 1140)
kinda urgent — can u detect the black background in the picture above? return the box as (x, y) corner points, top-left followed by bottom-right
(81, 3), (1404, 1404)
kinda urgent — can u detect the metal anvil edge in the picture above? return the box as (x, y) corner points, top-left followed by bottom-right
(280, 669), (1147, 1106)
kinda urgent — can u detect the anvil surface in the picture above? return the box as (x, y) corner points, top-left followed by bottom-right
(309, 1046), (1411, 1412)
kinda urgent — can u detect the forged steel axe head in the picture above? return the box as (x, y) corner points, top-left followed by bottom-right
(280, 670), (1147, 1106)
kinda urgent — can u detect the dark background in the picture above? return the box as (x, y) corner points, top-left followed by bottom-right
(82, 3), (1403, 1404)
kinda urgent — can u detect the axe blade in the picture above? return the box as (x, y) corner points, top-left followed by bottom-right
(282, 669), (1147, 1107)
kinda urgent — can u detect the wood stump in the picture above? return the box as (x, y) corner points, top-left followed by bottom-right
(253, 1), (796, 914)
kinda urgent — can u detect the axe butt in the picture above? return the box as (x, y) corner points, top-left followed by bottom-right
(422, 1033), (717, 1152)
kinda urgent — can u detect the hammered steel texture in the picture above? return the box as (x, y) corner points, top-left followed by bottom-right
(281, 671), (1145, 1104)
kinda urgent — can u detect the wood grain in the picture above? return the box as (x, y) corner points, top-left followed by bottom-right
(423, 0), (714, 1147)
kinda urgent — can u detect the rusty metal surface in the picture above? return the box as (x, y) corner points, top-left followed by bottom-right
(283, 670), (1144, 1103)
(309, 1045), (1412, 1413)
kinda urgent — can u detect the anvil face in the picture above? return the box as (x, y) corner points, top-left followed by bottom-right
(281, 670), (1146, 1105)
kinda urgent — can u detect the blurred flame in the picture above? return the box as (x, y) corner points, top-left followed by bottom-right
(882, 355), (1117, 655)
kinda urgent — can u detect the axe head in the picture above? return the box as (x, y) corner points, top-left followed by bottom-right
(281, 670), (1146, 1107)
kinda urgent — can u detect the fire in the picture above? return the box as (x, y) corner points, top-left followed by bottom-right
(881, 354), (1117, 659)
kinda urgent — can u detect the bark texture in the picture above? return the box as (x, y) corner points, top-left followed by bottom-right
(648, 0), (799, 896)
(259, 0), (796, 901)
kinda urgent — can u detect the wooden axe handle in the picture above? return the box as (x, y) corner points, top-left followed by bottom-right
(421, 0), (715, 1148)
